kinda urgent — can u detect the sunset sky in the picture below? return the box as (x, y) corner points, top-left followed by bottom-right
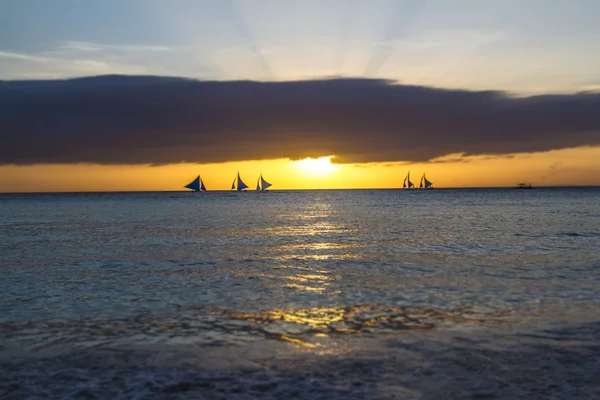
(1, 0), (600, 191)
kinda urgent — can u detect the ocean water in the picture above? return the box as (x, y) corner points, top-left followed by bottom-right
(1, 188), (599, 399)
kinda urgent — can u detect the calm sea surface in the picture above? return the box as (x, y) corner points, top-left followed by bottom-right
(1, 188), (599, 399)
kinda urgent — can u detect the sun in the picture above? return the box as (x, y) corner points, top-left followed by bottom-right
(293, 156), (339, 176)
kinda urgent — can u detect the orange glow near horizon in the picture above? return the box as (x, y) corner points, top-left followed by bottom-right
(0, 147), (599, 193)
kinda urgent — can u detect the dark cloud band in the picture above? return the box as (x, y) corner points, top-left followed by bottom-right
(1, 75), (599, 165)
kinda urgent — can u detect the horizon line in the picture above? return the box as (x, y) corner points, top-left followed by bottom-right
(2, 185), (599, 195)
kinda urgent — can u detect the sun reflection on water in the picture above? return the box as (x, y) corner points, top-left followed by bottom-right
(263, 223), (355, 237)
(224, 304), (512, 340)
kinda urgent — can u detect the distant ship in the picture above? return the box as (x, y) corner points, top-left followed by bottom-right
(515, 183), (533, 189)
(256, 173), (272, 192)
(403, 171), (415, 189)
(184, 175), (206, 192)
(231, 172), (249, 191)
(419, 173), (433, 189)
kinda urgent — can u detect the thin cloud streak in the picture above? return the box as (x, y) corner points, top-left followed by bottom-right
(0, 48), (149, 79)
(1, 75), (599, 166)
(59, 41), (175, 53)
(0, 50), (55, 63)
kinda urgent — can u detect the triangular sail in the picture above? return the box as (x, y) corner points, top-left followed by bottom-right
(260, 175), (272, 191)
(184, 176), (200, 191)
(231, 178), (236, 190)
(256, 178), (260, 191)
(200, 177), (206, 191)
(236, 173), (248, 191)
(424, 176), (432, 189)
(405, 171), (413, 188)
(419, 173), (433, 189)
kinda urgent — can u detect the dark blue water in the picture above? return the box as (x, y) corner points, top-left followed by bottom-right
(1, 188), (599, 399)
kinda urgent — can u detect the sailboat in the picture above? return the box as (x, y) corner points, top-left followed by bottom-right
(403, 171), (414, 189)
(184, 175), (207, 192)
(256, 173), (272, 192)
(419, 173), (433, 189)
(231, 172), (249, 191)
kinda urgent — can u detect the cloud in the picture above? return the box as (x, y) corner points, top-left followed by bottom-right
(0, 48), (149, 80)
(579, 84), (600, 92)
(0, 41), (221, 80)
(58, 41), (174, 53)
(1, 75), (599, 166)
(0, 50), (55, 63)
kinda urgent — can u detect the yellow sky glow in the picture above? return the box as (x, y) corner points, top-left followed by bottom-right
(0, 147), (599, 193)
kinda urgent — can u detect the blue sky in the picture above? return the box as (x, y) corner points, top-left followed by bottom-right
(1, 0), (600, 93)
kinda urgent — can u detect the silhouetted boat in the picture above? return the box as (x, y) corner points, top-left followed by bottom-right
(403, 171), (414, 189)
(231, 172), (249, 191)
(256, 173), (272, 192)
(419, 173), (433, 189)
(515, 183), (533, 189)
(184, 175), (206, 192)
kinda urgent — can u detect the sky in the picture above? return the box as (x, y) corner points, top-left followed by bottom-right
(1, 0), (600, 191)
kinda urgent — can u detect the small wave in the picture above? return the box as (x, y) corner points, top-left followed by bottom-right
(221, 304), (512, 339)
(556, 232), (599, 237)
(514, 233), (547, 238)
(1, 320), (600, 399)
(514, 232), (599, 238)
(0, 304), (514, 355)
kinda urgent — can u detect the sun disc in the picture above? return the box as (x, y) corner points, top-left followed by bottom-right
(293, 156), (338, 176)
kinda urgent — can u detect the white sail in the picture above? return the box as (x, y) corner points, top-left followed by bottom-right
(260, 175), (272, 191)
(256, 174), (272, 191)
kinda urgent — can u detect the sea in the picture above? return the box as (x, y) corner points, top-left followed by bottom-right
(1, 188), (599, 399)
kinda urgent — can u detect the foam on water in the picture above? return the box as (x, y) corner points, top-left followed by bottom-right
(2, 316), (599, 399)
